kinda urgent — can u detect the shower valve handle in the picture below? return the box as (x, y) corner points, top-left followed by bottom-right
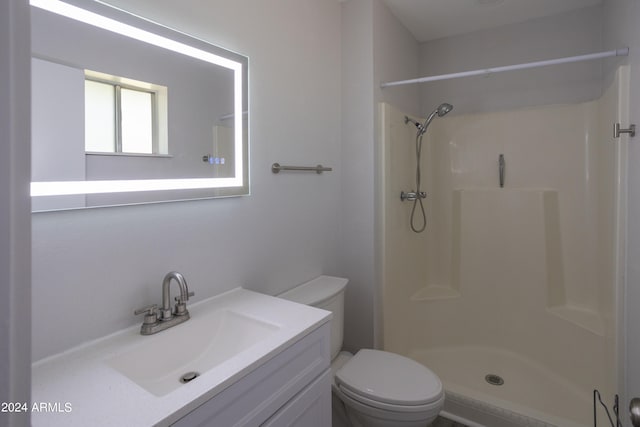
(400, 191), (426, 202)
(631, 398), (640, 426)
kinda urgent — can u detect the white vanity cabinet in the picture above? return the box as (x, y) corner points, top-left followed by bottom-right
(32, 289), (331, 427)
(172, 323), (331, 427)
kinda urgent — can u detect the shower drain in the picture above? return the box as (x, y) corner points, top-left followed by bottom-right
(485, 374), (504, 386)
(180, 371), (200, 384)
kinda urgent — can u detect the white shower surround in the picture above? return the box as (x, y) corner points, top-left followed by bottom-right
(378, 66), (629, 426)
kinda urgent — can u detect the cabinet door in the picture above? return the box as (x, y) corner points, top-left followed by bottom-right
(172, 323), (330, 427)
(261, 369), (331, 427)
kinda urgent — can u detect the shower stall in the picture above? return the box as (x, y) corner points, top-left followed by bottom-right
(377, 66), (629, 426)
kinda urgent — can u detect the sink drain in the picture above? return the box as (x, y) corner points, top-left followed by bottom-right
(180, 371), (200, 384)
(485, 374), (504, 386)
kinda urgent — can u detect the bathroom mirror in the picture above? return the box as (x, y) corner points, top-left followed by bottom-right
(30, 0), (249, 212)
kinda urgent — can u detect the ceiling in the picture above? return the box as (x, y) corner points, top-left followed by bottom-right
(381, 0), (602, 43)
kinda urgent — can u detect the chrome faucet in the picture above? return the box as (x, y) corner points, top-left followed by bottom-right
(161, 271), (191, 320)
(134, 271), (194, 335)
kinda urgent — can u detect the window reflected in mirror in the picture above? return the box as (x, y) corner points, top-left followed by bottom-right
(84, 72), (167, 155)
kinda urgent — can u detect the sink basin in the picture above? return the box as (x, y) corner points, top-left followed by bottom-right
(31, 287), (330, 427)
(108, 309), (280, 396)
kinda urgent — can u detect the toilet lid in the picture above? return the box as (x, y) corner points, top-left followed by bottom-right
(335, 349), (442, 407)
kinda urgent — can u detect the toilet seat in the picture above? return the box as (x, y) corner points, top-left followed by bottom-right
(339, 385), (444, 413)
(335, 349), (443, 412)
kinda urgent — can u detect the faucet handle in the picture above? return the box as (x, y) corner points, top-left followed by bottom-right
(174, 292), (194, 316)
(134, 304), (158, 325)
(134, 304), (157, 315)
(174, 291), (195, 304)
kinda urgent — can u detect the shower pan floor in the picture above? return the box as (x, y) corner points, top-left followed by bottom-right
(410, 346), (592, 427)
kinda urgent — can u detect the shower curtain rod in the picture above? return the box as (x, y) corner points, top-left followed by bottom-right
(380, 47), (629, 88)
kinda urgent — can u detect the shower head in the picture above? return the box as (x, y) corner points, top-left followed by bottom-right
(436, 103), (453, 117)
(404, 103), (453, 136)
(420, 102), (453, 135)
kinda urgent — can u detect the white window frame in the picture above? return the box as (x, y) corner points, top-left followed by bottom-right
(84, 69), (168, 156)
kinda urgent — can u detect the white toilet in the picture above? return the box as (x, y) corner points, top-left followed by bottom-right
(279, 276), (444, 427)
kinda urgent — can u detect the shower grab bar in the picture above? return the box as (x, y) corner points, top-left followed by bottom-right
(381, 47), (629, 88)
(499, 154), (505, 188)
(271, 163), (332, 174)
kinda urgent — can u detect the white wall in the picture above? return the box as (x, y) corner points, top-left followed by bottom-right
(31, 0), (343, 360)
(372, 0), (421, 347)
(340, 0), (420, 351)
(31, 0), (420, 364)
(419, 5), (604, 115)
(0, 0), (31, 425)
(372, 1), (421, 119)
(603, 0), (640, 422)
(340, 0), (376, 352)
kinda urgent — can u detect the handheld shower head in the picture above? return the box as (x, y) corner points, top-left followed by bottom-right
(437, 103), (453, 117)
(402, 102), (453, 233)
(404, 103), (453, 136)
(420, 102), (453, 135)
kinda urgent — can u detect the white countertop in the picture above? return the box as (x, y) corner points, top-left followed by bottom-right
(31, 288), (330, 426)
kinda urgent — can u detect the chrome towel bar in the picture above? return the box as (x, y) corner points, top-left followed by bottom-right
(271, 163), (332, 174)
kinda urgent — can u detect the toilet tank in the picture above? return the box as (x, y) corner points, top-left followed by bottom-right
(278, 276), (348, 360)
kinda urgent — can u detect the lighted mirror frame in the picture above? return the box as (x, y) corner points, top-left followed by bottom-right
(30, 0), (246, 197)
